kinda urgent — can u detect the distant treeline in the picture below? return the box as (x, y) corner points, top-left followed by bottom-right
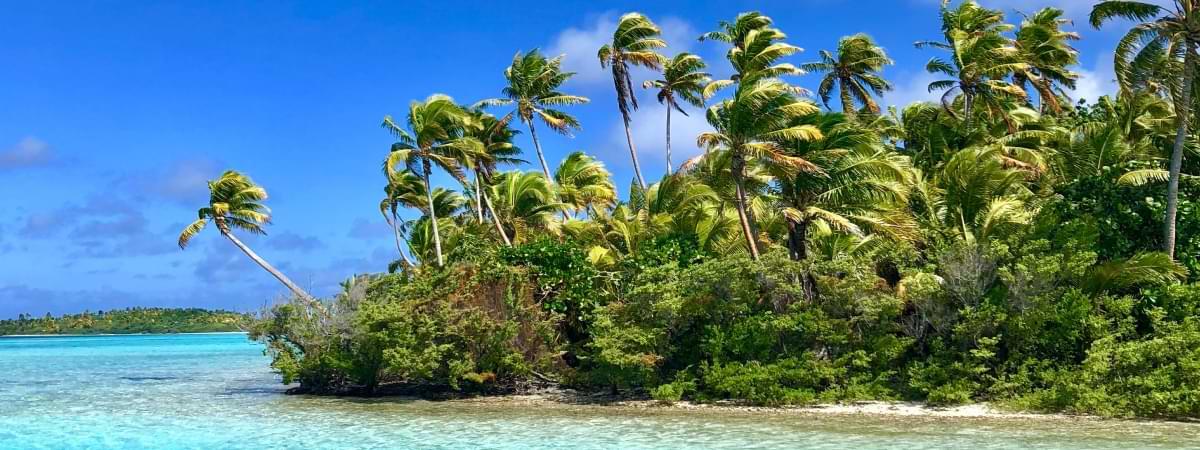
(0, 308), (248, 335)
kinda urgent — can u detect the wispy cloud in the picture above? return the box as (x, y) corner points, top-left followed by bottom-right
(265, 231), (325, 253)
(0, 137), (56, 171)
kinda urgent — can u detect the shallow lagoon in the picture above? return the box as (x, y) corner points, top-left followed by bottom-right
(2, 333), (1198, 449)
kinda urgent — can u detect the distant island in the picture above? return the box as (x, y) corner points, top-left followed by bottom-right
(0, 308), (248, 335)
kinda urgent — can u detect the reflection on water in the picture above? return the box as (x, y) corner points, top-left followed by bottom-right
(1, 333), (1198, 449)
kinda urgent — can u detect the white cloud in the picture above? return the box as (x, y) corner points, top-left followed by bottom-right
(881, 71), (941, 110)
(0, 137), (54, 170)
(605, 100), (711, 182)
(1069, 57), (1117, 104)
(547, 14), (617, 86)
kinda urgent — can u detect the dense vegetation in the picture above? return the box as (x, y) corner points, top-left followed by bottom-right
(0, 308), (247, 335)
(208, 1), (1200, 419)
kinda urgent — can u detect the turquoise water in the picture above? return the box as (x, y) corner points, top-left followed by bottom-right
(2, 334), (1199, 449)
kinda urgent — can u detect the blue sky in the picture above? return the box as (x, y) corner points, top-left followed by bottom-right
(0, 0), (1142, 318)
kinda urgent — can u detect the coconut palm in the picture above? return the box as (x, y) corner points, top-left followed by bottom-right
(379, 170), (425, 269)
(1012, 8), (1080, 115)
(382, 94), (476, 267)
(599, 13), (666, 190)
(917, 1), (1028, 129)
(644, 53), (711, 174)
(489, 170), (567, 243)
(697, 79), (823, 259)
(178, 170), (314, 302)
(699, 11), (774, 48)
(483, 50), (589, 182)
(702, 13), (805, 97)
(773, 113), (913, 262)
(459, 109), (523, 246)
(555, 151), (617, 218)
(1091, 0), (1200, 259)
(914, 147), (1035, 243)
(802, 33), (894, 119)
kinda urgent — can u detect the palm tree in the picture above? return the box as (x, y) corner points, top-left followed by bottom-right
(802, 33), (894, 119)
(463, 109), (524, 246)
(1012, 8), (1080, 115)
(644, 53), (710, 174)
(381, 94), (475, 267)
(599, 13), (666, 190)
(555, 151), (618, 218)
(178, 170), (314, 301)
(697, 79), (823, 259)
(379, 170), (425, 269)
(702, 12), (805, 97)
(917, 1), (1028, 129)
(488, 170), (567, 243)
(699, 11), (774, 48)
(774, 113), (913, 262)
(484, 50), (589, 182)
(1092, 0), (1200, 259)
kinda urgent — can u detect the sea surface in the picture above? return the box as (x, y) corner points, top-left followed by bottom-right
(2, 333), (1200, 449)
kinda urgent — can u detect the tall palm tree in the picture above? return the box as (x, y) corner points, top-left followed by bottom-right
(644, 53), (710, 174)
(917, 1), (1028, 129)
(555, 151), (618, 218)
(483, 50), (589, 182)
(1012, 8), (1080, 115)
(599, 12), (666, 190)
(463, 109), (524, 246)
(1092, 0), (1200, 259)
(697, 79), (823, 259)
(381, 94), (475, 267)
(379, 170), (424, 269)
(178, 170), (314, 302)
(802, 33), (894, 119)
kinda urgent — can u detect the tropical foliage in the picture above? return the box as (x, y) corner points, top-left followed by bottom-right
(238, 2), (1200, 419)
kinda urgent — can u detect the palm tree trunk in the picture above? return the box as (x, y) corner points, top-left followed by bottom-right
(219, 227), (314, 302)
(389, 209), (414, 268)
(480, 185), (512, 247)
(665, 106), (674, 175)
(622, 114), (648, 190)
(1165, 41), (1195, 259)
(473, 174), (484, 224)
(422, 161), (444, 267)
(963, 90), (974, 129)
(731, 155), (761, 260)
(527, 120), (553, 182)
(839, 77), (857, 119)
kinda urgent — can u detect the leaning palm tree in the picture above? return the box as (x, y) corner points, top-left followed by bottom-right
(802, 33), (894, 119)
(917, 1), (1028, 129)
(555, 151), (618, 218)
(599, 12), (666, 190)
(697, 79), (823, 259)
(483, 50), (589, 182)
(1092, 0), (1200, 259)
(379, 169), (425, 269)
(382, 94), (476, 267)
(1012, 7), (1080, 115)
(463, 109), (524, 246)
(178, 170), (314, 302)
(644, 53), (710, 174)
